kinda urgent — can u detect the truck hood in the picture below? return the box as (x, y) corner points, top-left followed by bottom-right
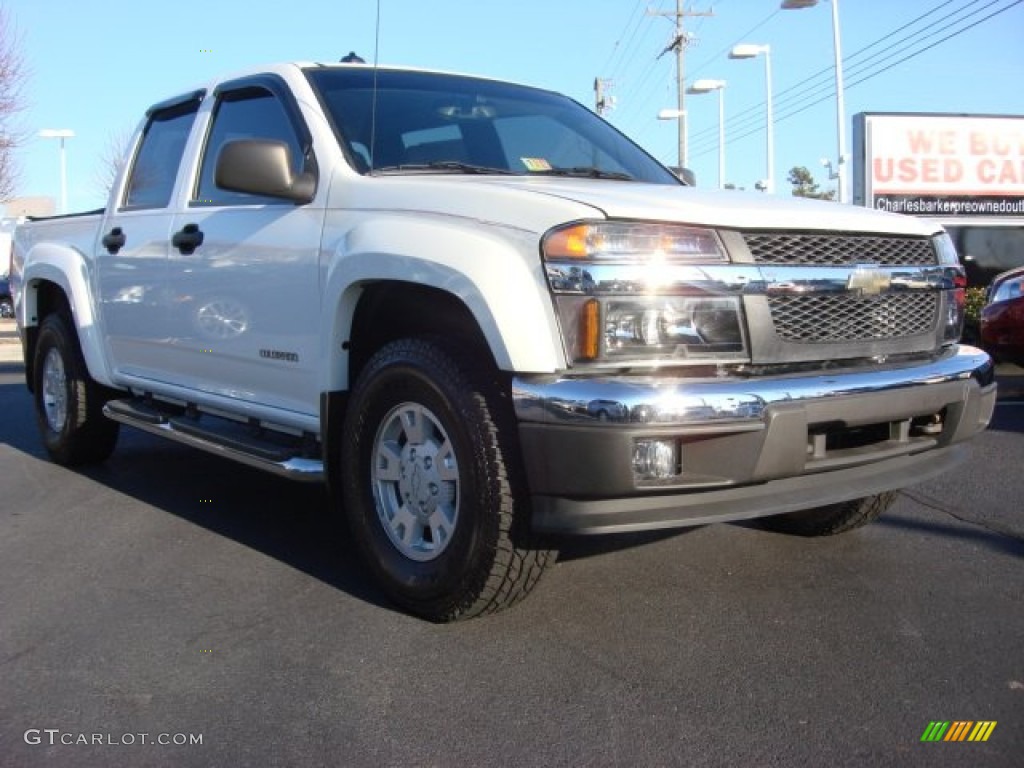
(475, 177), (941, 237)
(347, 175), (941, 239)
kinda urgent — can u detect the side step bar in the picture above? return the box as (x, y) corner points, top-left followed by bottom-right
(103, 399), (324, 482)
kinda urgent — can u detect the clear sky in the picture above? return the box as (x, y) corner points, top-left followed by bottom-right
(4, 0), (1023, 214)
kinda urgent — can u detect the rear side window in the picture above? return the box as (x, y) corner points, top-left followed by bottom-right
(123, 100), (199, 209)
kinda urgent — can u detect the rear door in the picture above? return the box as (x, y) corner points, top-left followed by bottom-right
(96, 93), (202, 380)
(163, 75), (324, 420)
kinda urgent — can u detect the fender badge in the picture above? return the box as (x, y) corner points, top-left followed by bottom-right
(259, 349), (300, 363)
(847, 265), (891, 296)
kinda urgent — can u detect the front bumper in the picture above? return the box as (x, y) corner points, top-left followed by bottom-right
(513, 345), (996, 534)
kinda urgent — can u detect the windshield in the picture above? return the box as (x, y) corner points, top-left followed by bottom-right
(305, 67), (680, 185)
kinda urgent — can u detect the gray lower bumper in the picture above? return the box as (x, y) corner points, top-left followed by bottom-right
(530, 446), (964, 534)
(512, 346), (996, 534)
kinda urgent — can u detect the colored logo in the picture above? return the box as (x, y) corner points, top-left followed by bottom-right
(921, 721), (997, 742)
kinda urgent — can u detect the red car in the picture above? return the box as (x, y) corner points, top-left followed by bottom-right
(981, 266), (1024, 366)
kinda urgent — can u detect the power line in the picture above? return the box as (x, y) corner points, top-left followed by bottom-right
(844, 0), (1023, 90)
(687, 0), (1017, 156)
(689, 0), (985, 149)
(598, 2), (671, 137)
(611, 3), (702, 146)
(687, 8), (780, 83)
(601, 0), (649, 78)
(687, 0), (1023, 162)
(697, 0), (999, 149)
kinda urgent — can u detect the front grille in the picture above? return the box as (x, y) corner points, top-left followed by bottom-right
(744, 232), (936, 266)
(768, 293), (938, 343)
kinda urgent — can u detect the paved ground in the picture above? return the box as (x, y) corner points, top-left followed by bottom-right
(0, 346), (1022, 767)
(0, 319), (22, 364)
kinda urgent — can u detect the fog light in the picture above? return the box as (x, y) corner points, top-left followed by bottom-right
(633, 439), (680, 480)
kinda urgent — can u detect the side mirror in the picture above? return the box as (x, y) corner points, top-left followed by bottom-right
(215, 139), (316, 204)
(666, 165), (697, 186)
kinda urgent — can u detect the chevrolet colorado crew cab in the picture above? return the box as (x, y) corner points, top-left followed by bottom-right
(11, 61), (996, 621)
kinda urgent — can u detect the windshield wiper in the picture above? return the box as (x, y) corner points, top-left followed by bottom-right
(374, 161), (517, 176)
(530, 166), (635, 181)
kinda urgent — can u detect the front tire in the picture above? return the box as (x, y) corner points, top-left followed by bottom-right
(759, 492), (898, 536)
(341, 338), (555, 621)
(32, 313), (120, 466)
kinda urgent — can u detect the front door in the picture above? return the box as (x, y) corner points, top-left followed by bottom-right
(163, 78), (324, 420)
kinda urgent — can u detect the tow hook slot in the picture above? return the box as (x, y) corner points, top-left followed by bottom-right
(806, 410), (946, 462)
(911, 411), (945, 436)
(807, 419), (912, 460)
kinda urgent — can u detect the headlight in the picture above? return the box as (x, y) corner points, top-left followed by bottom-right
(543, 221), (747, 364)
(543, 221), (726, 263)
(556, 296), (747, 363)
(603, 297), (744, 358)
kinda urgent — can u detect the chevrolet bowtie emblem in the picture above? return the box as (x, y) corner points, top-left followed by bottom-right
(847, 265), (891, 296)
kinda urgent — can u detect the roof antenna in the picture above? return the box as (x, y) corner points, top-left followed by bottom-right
(369, 0), (382, 172)
(340, 51), (365, 63)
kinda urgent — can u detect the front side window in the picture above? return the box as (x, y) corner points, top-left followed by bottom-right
(195, 87), (305, 205)
(123, 99), (199, 209)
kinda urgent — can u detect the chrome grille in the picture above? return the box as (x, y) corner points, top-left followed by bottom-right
(768, 293), (938, 343)
(744, 232), (936, 266)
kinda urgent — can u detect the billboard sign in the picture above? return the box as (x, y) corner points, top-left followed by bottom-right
(853, 113), (1024, 218)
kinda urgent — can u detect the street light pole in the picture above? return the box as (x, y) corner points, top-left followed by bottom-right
(831, 0), (847, 203)
(687, 80), (727, 189)
(782, 0), (847, 202)
(716, 84), (725, 188)
(729, 44), (774, 193)
(39, 129), (75, 214)
(656, 109), (688, 178)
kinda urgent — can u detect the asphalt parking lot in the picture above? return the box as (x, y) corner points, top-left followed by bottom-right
(0, 322), (1021, 767)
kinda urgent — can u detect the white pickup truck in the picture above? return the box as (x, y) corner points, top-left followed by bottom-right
(11, 61), (996, 621)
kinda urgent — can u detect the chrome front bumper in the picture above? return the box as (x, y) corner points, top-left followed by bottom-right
(512, 346), (997, 534)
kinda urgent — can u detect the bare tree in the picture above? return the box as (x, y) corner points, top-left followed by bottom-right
(0, 7), (27, 202)
(94, 127), (135, 200)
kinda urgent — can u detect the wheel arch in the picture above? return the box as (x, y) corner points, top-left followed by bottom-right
(346, 281), (497, 387)
(318, 219), (565, 395)
(322, 279), (504, 496)
(20, 245), (115, 390)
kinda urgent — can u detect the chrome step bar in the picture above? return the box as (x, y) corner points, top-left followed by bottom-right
(103, 399), (324, 482)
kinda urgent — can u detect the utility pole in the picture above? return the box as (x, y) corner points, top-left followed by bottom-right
(650, 1), (713, 170)
(594, 78), (614, 116)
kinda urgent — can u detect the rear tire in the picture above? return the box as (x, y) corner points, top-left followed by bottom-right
(759, 492), (897, 537)
(32, 313), (120, 466)
(340, 337), (555, 622)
